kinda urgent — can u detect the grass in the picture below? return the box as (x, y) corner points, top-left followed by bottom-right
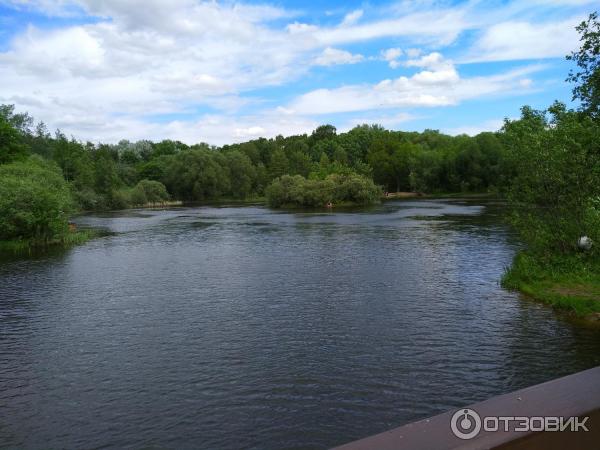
(502, 251), (600, 317)
(186, 196), (267, 206)
(0, 229), (98, 254)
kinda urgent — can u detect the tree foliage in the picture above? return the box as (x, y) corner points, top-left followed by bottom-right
(504, 103), (600, 255)
(567, 12), (600, 118)
(266, 173), (381, 208)
(0, 157), (74, 241)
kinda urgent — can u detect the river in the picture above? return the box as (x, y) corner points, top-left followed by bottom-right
(1, 199), (599, 449)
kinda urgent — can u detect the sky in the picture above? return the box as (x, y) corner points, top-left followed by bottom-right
(0, 0), (597, 145)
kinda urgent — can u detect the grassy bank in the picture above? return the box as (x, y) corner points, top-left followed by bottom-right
(0, 229), (98, 254)
(139, 200), (183, 208)
(381, 191), (498, 200)
(197, 196), (266, 206)
(502, 252), (600, 318)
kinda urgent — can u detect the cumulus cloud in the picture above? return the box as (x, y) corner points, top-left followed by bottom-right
(313, 47), (364, 66)
(287, 62), (541, 115)
(405, 52), (450, 70)
(381, 48), (403, 68)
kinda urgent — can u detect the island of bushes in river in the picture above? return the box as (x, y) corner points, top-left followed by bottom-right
(266, 173), (381, 208)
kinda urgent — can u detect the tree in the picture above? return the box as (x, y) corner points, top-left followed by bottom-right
(93, 147), (121, 197)
(268, 148), (289, 179)
(567, 12), (600, 118)
(0, 157), (74, 241)
(0, 105), (29, 163)
(164, 149), (229, 201)
(368, 134), (417, 192)
(309, 124), (336, 143)
(151, 140), (188, 158)
(134, 179), (170, 204)
(225, 151), (256, 198)
(503, 103), (600, 254)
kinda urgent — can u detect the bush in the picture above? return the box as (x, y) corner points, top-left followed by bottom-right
(0, 157), (74, 241)
(74, 187), (104, 211)
(129, 186), (148, 206)
(266, 173), (381, 208)
(135, 179), (170, 203)
(109, 189), (133, 210)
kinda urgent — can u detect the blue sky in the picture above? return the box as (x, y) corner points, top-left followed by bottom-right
(0, 0), (596, 144)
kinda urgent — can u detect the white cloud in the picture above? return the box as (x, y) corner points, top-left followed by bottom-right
(444, 119), (505, 136)
(341, 9), (363, 26)
(234, 126), (266, 138)
(313, 47), (364, 66)
(381, 48), (403, 68)
(340, 112), (417, 131)
(149, 113), (318, 146)
(313, 8), (468, 46)
(287, 62), (541, 115)
(464, 16), (583, 62)
(406, 48), (422, 58)
(405, 52), (449, 70)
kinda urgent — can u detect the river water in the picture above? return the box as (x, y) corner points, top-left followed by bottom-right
(1, 199), (599, 449)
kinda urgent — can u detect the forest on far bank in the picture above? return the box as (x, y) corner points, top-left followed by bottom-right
(0, 108), (509, 210)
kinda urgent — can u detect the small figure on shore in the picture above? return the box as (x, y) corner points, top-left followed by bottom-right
(326, 201), (333, 208)
(68, 222), (77, 232)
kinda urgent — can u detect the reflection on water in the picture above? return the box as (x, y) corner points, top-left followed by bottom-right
(1, 199), (599, 449)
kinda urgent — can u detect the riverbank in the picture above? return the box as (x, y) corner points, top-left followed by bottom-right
(502, 252), (600, 320)
(382, 191), (423, 199)
(0, 229), (98, 254)
(192, 196), (266, 206)
(381, 191), (497, 200)
(139, 200), (183, 208)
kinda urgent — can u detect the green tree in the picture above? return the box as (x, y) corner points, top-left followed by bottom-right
(268, 147), (289, 179)
(368, 134), (417, 191)
(0, 105), (29, 164)
(225, 151), (256, 198)
(131, 179), (170, 204)
(164, 149), (229, 200)
(0, 157), (74, 241)
(503, 103), (600, 253)
(309, 124), (336, 143)
(567, 12), (600, 118)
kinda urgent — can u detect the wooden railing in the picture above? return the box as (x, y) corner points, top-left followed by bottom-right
(333, 366), (600, 450)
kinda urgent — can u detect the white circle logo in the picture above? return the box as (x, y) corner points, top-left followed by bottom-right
(451, 408), (482, 440)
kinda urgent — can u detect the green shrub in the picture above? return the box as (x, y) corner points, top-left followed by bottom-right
(74, 187), (104, 211)
(266, 173), (381, 208)
(0, 157), (74, 241)
(135, 179), (169, 203)
(109, 189), (133, 210)
(129, 186), (148, 206)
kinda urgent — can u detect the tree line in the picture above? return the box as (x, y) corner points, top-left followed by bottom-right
(0, 111), (510, 207)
